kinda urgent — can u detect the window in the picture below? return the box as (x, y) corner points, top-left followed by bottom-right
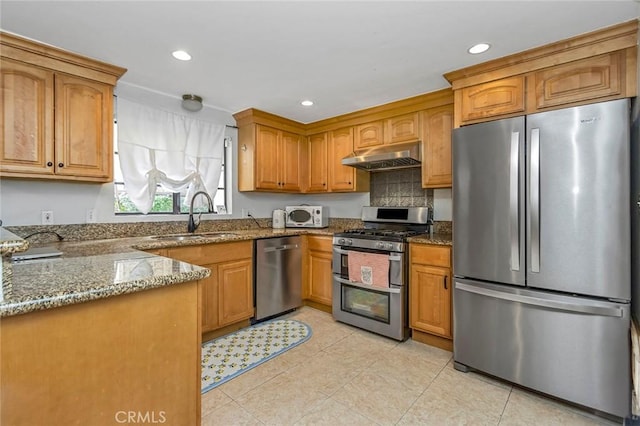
(113, 120), (229, 215)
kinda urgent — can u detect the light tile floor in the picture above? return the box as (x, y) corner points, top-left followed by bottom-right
(201, 307), (620, 425)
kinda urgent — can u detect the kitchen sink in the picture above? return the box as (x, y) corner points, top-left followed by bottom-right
(198, 232), (239, 238)
(150, 232), (239, 241)
(150, 234), (204, 241)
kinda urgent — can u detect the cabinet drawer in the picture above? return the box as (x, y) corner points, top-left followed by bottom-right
(307, 235), (333, 252)
(410, 244), (451, 268)
(168, 241), (252, 265)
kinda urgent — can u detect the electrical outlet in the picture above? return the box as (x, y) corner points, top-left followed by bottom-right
(241, 208), (251, 218)
(41, 210), (54, 225)
(86, 209), (97, 223)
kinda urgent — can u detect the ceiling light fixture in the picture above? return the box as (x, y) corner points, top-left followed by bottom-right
(468, 43), (491, 54)
(301, 100), (314, 107)
(172, 50), (192, 61)
(181, 94), (203, 112)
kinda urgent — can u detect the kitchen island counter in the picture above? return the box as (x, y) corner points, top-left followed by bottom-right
(1, 227), (344, 318)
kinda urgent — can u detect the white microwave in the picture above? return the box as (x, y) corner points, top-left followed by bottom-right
(285, 206), (329, 228)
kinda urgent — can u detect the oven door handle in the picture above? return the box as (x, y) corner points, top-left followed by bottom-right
(333, 275), (401, 294)
(332, 247), (403, 263)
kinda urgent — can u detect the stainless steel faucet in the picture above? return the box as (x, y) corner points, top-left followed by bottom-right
(187, 191), (214, 233)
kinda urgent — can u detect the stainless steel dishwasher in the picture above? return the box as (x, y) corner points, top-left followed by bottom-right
(254, 236), (302, 322)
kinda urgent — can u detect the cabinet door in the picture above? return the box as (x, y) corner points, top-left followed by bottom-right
(54, 74), (112, 179)
(307, 248), (333, 306)
(386, 113), (420, 144)
(422, 105), (453, 188)
(0, 59), (54, 175)
(410, 264), (451, 338)
(460, 76), (525, 123)
(201, 263), (219, 333)
(280, 130), (302, 191)
(54, 74), (113, 181)
(218, 258), (254, 327)
(530, 52), (622, 111)
(328, 127), (356, 191)
(255, 124), (281, 190)
(354, 121), (384, 149)
(307, 133), (328, 192)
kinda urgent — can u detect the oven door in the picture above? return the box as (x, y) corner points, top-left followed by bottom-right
(332, 246), (403, 286)
(332, 277), (407, 341)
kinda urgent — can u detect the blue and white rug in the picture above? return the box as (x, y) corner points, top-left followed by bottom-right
(201, 319), (312, 393)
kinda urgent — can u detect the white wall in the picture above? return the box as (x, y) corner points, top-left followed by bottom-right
(0, 83), (369, 226)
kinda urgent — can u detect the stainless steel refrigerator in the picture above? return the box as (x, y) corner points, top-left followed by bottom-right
(452, 99), (631, 418)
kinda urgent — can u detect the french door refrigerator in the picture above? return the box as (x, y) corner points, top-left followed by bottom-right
(452, 99), (631, 418)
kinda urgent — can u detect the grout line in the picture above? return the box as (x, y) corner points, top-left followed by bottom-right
(497, 386), (514, 425)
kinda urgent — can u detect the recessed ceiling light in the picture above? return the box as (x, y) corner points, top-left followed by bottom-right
(172, 50), (192, 61)
(301, 100), (314, 107)
(468, 43), (491, 54)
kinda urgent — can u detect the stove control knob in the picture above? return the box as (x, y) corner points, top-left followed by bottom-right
(346, 239), (353, 246)
(386, 243), (394, 250)
(376, 242), (385, 249)
(338, 238), (345, 245)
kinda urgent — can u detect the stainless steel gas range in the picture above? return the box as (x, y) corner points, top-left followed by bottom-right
(332, 206), (431, 341)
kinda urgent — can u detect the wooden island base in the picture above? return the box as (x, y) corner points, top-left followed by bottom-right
(0, 281), (201, 426)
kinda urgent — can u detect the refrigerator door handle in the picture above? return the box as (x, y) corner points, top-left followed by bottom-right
(509, 131), (520, 272)
(456, 282), (624, 318)
(530, 128), (541, 273)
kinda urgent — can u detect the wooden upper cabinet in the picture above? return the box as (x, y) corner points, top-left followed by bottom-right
(386, 112), (420, 144)
(280, 130), (302, 191)
(446, 21), (637, 127)
(253, 124), (302, 192)
(354, 121), (384, 149)
(460, 76), (525, 124)
(0, 31), (125, 182)
(54, 74), (112, 179)
(0, 59), (54, 176)
(422, 105), (453, 188)
(354, 113), (421, 148)
(529, 52), (623, 111)
(329, 127), (356, 191)
(307, 133), (328, 192)
(254, 125), (280, 190)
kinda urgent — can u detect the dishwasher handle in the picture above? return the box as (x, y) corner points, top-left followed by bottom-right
(263, 243), (300, 253)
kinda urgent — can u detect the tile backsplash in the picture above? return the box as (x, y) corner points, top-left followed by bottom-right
(369, 168), (433, 209)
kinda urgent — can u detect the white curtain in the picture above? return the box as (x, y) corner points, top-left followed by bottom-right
(117, 98), (226, 214)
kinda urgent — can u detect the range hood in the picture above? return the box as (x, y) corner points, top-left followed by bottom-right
(341, 141), (421, 171)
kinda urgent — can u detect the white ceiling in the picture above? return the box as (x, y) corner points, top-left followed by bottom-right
(1, 1), (638, 123)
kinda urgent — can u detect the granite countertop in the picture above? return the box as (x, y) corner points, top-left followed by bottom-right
(1, 225), (450, 318)
(407, 233), (453, 246)
(0, 228), (29, 256)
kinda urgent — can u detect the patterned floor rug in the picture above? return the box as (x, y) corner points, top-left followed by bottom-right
(201, 319), (312, 393)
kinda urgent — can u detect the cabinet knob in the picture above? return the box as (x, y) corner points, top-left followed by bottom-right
(323, 183), (326, 186)
(348, 181), (352, 185)
(47, 162), (53, 167)
(58, 163), (64, 168)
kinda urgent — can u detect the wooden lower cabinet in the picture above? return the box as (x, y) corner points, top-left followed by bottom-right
(303, 235), (333, 310)
(1, 281), (201, 426)
(409, 244), (452, 351)
(166, 241), (253, 334)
